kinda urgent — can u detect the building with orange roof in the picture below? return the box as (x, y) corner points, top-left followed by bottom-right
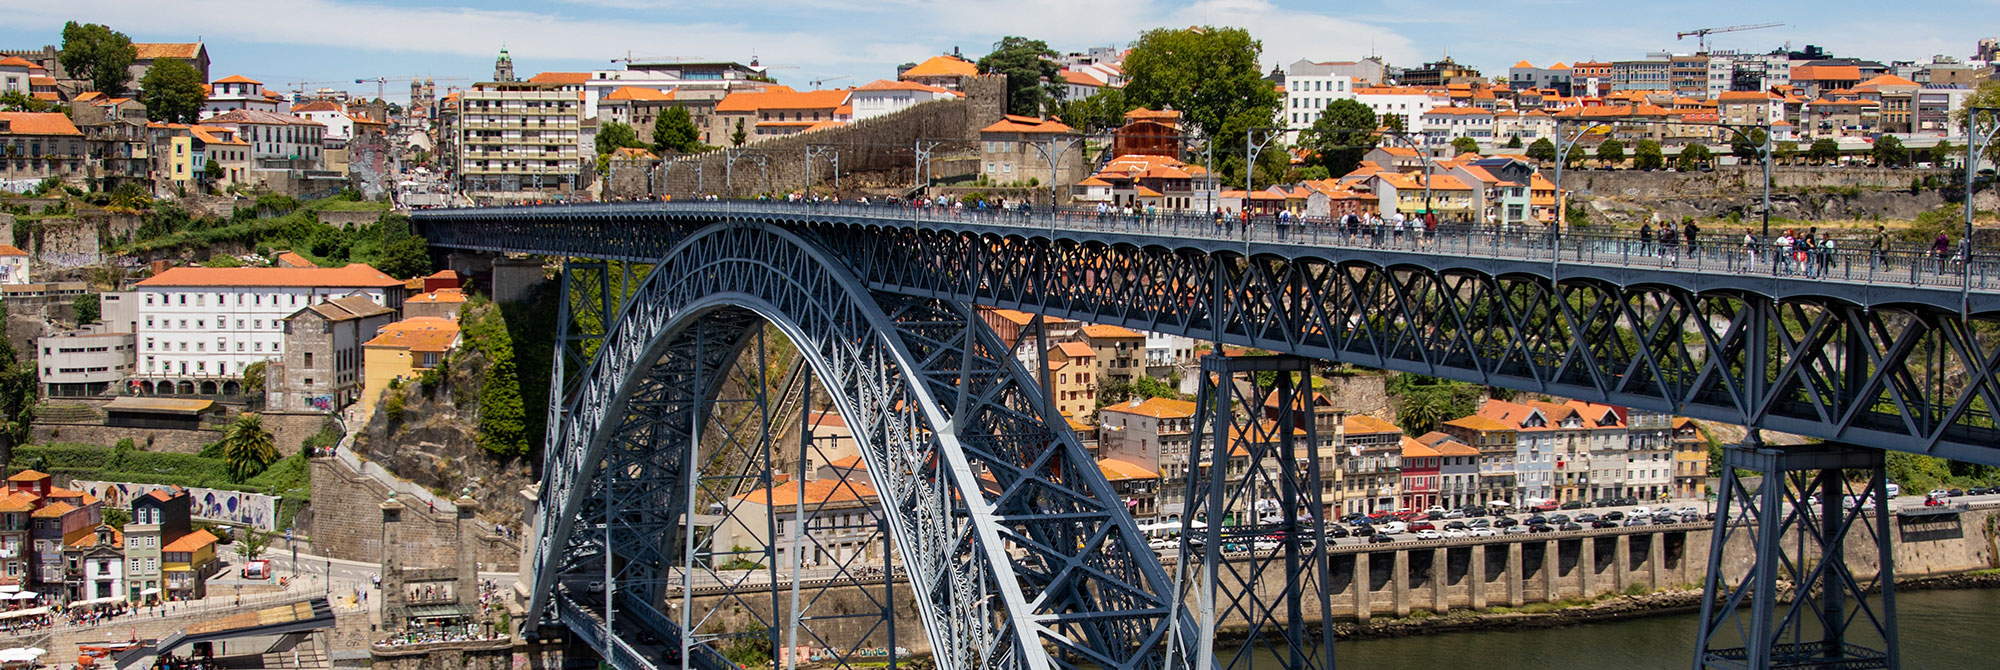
(404, 288), (469, 322)
(0, 57), (35, 97)
(1336, 413), (1405, 514)
(898, 54), (980, 90)
(134, 264), (405, 395)
(1801, 97), (1882, 139)
(976, 307), (1079, 354)
(1098, 396), (1199, 517)
(713, 477), (883, 569)
(128, 42), (209, 84)
(126, 487), (192, 602)
(1718, 90), (1784, 127)
(270, 295), (394, 414)
(850, 79), (957, 122)
(1367, 171), (1476, 221)
(1420, 105), (1496, 150)
(1509, 60), (1576, 97)
(1073, 324), (1145, 385)
(1045, 341), (1100, 422)
(0, 111), (87, 184)
(360, 317), (462, 422)
(31, 494), (101, 598)
(201, 75), (282, 119)
(1672, 418), (1709, 498)
(1074, 152), (1214, 212)
(712, 88), (851, 144)
(1098, 458), (1161, 520)
(162, 529), (220, 599)
(65, 524), (126, 602)
(1354, 85), (1442, 135)
(1790, 65), (1861, 98)
(801, 410), (861, 473)
(1443, 413), (1519, 504)
(1852, 74), (1920, 133)
(1399, 436), (1442, 510)
(978, 115), (1081, 188)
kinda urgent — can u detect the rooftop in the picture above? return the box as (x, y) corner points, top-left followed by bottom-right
(0, 112), (83, 137)
(900, 55), (979, 79)
(162, 529), (219, 553)
(138, 264), (401, 288)
(1100, 396), (1198, 420)
(364, 317), (461, 353)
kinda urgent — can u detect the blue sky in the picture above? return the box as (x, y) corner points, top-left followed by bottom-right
(4, 0), (1993, 103)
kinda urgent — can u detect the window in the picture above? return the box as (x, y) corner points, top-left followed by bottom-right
(304, 353), (313, 367)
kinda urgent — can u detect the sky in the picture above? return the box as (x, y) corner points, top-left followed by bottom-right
(3, 0), (1995, 104)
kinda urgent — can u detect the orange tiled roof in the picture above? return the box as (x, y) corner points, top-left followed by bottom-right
(603, 86), (675, 101)
(364, 317), (461, 353)
(715, 88), (849, 113)
(808, 410), (848, 429)
(0, 57), (35, 69)
(1791, 65), (1859, 82)
(1097, 458), (1159, 481)
(290, 100), (342, 113)
(30, 501), (75, 519)
(854, 79), (950, 94)
(1444, 414), (1513, 432)
(981, 114), (1075, 135)
(825, 454), (866, 470)
(1053, 341), (1096, 358)
(0, 492), (36, 514)
(138, 264), (400, 288)
(0, 112), (83, 137)
(900, 55), (978, 79)
(1060, 70), (1104, 87)
(527, 72), (591, 85)
(1101, 396), (1198, 419)
(407, 288), (468, 305)
(1080, 324), (1142, 339)
(213, 74), (261, 85)
(68, 526), (123, 549)
(1401, 436), (1441, 458)
(733, 478), (878, 507)
(1344, 414), (1402, 435)
(133, 43), (202, 60)
(163, 529), (218, 552)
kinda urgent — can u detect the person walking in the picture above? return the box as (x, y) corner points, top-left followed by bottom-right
(1639, 222), (1654, 258)
(1871, 224), (1890, 272)
(1933, 231), (1952, 274)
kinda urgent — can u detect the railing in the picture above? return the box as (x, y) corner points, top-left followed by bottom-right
(449, 200), (2000, 294)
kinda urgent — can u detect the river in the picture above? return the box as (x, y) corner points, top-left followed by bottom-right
(1219, 588), (2000, 669)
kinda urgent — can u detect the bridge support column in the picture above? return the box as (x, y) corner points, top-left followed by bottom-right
(1695, 438), (1897, 670)
(1578, 537), (1594, 598)
(1506, 542), (1524, 607)
(1392, 549), (1410, 617)
(1543, 540), (1559, 601)
(1649, 531), (1664, 589)
(1354, 551), (1372, 624)
(1470, 544), (1488, 610)
(1432, 547), (1450, 614)
(1183, 353), (1334, 670)
(1614, 533), (1630, 593)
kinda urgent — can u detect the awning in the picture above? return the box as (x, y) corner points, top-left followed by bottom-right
(5, 592), (33, 600)
(0, 608), (47, 620)
(140, 588), (161, 596)
(71, 596), (125, 608)
(403, 604), (467, 620)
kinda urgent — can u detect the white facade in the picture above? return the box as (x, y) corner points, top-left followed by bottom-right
(1355, 88), (1440, 137)
(292, 108), (354, 141)
(81, 551), (125, 601)
(848, 81), (957, 122)
(1421, 107), (1496, 147)
(1283, 69), (1356, 140)
(132, 266), (402, 391)
(201, 109), (326, 167)
(200, 77), (280, 119)
(455, 85), (584, 197)
(0, 247), (27, 284)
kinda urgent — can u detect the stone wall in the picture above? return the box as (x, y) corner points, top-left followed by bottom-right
(30, 422), (220, 453)
(621, 75), (1008, 200)
(319, 209), (383, 229)
(489, 256), (548, 304)
(349, 132), (395, 202)
(30, 216), (102, 269)
(1566, 166), (1959, 197)
(370, 640), (515, 670)
(309, 454), (521, 569)
(1321, 373), (1391, 420)
(262, 410), (333, 454)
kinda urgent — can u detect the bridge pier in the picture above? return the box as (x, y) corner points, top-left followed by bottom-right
(1507, 542), (1524, 607)
(1614, 533), (1630, 592)
(1354, 551), (1372, 624)
(1432, 547), (1450, 614)
(1695, 438), (1897, 670)
(1470, 544), (1488, 610)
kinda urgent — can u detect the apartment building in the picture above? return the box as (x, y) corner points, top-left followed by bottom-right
(1282, 60), (1357, 139)
(1625, 410), (1676, 501)
(0, 111), (86, 186)
(1442, 414), (1518, 506)
(1075, 324), (1145, 385)
(1098, 397), (1198, 520)
(267, 295), (395, 414)
(453, 81), (584, 201)
(1044, 342), (1099, 423)
(1335, 414), (1404, 515)
(131, 264), (405, 396)
(35, 325), (136, 398)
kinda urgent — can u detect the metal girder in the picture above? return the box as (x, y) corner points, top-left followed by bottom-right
(1695, 439), (1897, 669)
(1175, 354), (1335, 670)
(529, 222), (1193, 670)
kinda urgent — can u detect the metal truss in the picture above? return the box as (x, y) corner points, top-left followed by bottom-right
(1695, 439), (1897, 670)
(1174, 354), (1335, 670)
(528, 222), (1193, 670)
(412, 205), (2000, 466)
(837, 231), (2000, 465)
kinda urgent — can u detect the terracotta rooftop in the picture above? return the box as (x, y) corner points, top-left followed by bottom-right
(1097, 458), (1159, 481)
(5, 470), (48, 482)
(527, 72), (591, 85)
(213, 74), (261, 85)
(138, 263), (400, 288)
(162, 529), (219, 553)
(133, 43), (203, 60)
(1079, 324), (1143, 340)
(0, 112), (84, 137)
(732, 478), (878, 507)
(900, 55), (979, 79)
(1100, 396), (1198, 420)
(364, 317), (460, 353)
(980, 114), (1075, 135)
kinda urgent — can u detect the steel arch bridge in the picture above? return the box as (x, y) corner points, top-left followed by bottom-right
(412, 201), (2000, 670)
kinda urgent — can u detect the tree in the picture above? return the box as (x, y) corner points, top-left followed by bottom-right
(1122, 26), (1280, 139)
(1213, 109), (1290, 188)
(1808, 138), (1841, 165)
(203, 158), (223, 183)
(102, 508), (131, 530)
(1730, 128), (1768, 163)
(464, 305), (528, 456)
(0, 302), (33, 465)
(1596, 139), (1625, 168)
(1930, 140), (1954, 168)
(1451, 136), (1482, 156)
(1526, 137), (1557, 163)
(977, 36), (1061, 116)
(237, 529), (272, 560)
(1050, 87), (1132, 134)
(59, 21), (136, 96)
(730, 118), (748, 147)
(1381, 113), (1405, 133)
(1953, 82), (2000, 166)
(0, 91), (51, 113)
(241, 360), (266, 398)
(139, 58), (206, 124)
(593, 121), (645, 156)
(1295, 99), (1376, 178)
(1775, 141), (1799, 164)
(72, 293), (99, 324)
(1872, 135), (1908, 167)
(1505, 135), (1524, 149)
(1633, 139), (1664, 170)
(1677, 143), (1713, 171)
(221, 413), (279, 482)
(651, 106), (704, 154)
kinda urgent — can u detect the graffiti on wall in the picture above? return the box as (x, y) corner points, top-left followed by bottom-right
(73, 480), (282, 531)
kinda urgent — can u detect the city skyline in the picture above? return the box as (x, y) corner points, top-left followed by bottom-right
(4, 0), (1996, 103)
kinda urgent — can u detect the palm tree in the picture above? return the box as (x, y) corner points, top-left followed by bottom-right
(222, 413), (279, 482)
(1396, 392), (1450, 436)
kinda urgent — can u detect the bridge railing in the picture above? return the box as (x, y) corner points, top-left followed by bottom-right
(501, 199), (1995, 293)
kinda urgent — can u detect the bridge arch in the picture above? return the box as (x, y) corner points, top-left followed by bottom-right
(534, 222), (1187, 670)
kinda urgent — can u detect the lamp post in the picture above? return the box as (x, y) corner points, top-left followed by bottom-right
(913, 139), (944, 198)
(805, 144), (840, 200)
(1024, 133), (1097, 210)
(1963, 107), (2000, 317)
(1551, 121), (1610, 238)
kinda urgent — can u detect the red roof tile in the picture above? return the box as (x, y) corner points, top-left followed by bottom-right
(138, 264), (400, 288)
(0, 112), (83, 137)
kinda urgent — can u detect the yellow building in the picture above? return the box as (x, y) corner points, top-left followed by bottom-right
(359, 317), (461, 423)
(1076, 324), (1145, 385)
(1045, 342), (1098, 423)
(166, 135), (193, 187)
(161, 528), (218, 600)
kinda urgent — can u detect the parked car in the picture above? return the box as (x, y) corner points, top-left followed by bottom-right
(1928, 489), (1950, 500)
(1503, 525), (1529, 535)
(1625, 516), (1649, 527)
(1548, 513), (1571, 524)
(1468, 518), (1491, 528)
(1560, 500), (1585, 510)
(1603, 511), (1625, 521)
(1525, 515), (1548, 526)
(1575, 513), (1600, 524)
(1328, 525), (1351, 539)
(1591, 519), (1619, 529)
(1470, 528), (1498, 537)
(1444, 509), (1467, 519)
(1369, 533), (1395, 544)
(1381, 522), (1408, 535)
(1445, 521), (1469, 531)
(1352, 524), (1376, 537)
(1949, 488), (1966, 497)
(1652, 513), (1679, 525)
(1443, 529), (1469, 539)
(1558, 521), (1583, 532)
(1528, 523), (1554, 533)
(1493, 516), (1519, 527)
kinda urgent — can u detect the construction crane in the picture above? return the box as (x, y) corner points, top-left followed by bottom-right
(286, 80), (346, 96)
(611, 53), (687, 65)
(355, 76), (467, 101)
(809, 75), (850, 89)
(1676, 23), (1784, 53)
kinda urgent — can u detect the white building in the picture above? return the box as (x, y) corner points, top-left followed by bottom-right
(200, 109), (326, 169)
(0, 244), (27, 284)
(454, 82), (584, 200)
(131, 264), (405, 395)
(1354, 85), (1442, 137)
(848, 80), (957, 122)
(290, 101), (353, 141)
(709, 466), (887, 570)
(200, 75), (282, 119)
(1420, 106), (1496, 148)
(1282, 60), (1357, 141)
(36, 325), (136, 398)
(1624, 411), (1676, 501)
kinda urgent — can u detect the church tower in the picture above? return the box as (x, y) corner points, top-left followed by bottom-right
(493, 47), (516, 83)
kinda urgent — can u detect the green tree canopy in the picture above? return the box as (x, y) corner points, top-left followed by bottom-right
(1930, 140), (1954, 167)
(0, 302), (34, 464)
(730, 119), (748, 147)
(1296, 99), (1376, 178)
(1872, 135), (1908, 167)
(594, 121), (646, 156)
(1677, 143), (1713, 171)
(0, 91), (52, 113)
(73, 293), (99, 325)
(1954, 82), (2000, 165)
(1633, 139), (1664, 170)
(651, 105), (704, 154)
(221, 413), (279, 482)
(1596, 139), (1625, 167)
(1730, 128), (1768, 163)
(1808, 138), (1841, 164)
(1122, 26), (1279, 139)
(1526, 137), (1557, 162)
(1451, 136), (1482, 156)
(977, 36), (1062, 116)
(59, 21), (136, 96)
(139, 58), (206, 124)
(1050, 87), (1133, 134)
(203, 158), (223, 183)
(1505, 135), (1524, 149)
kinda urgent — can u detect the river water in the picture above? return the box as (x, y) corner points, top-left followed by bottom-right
(1221, 588), (2000, 669)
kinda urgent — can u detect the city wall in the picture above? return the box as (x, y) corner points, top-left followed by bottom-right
(308, 453), (519, 569)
